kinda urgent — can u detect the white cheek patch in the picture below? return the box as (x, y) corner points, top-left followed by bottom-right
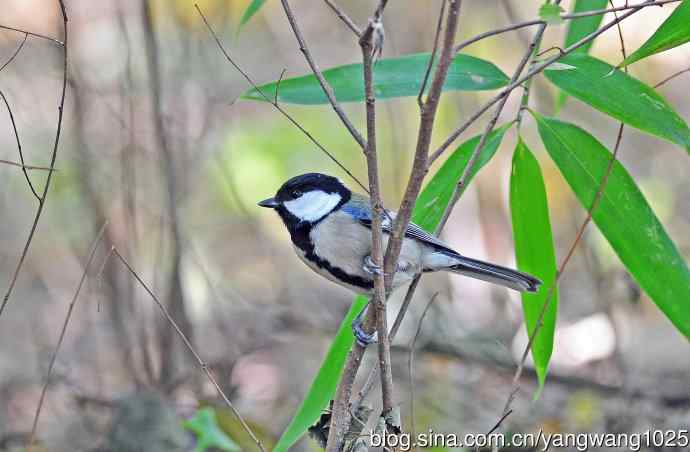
(284, 190), (341, 222)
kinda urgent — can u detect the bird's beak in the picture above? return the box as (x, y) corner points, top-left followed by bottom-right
(258, 197), (279, 209)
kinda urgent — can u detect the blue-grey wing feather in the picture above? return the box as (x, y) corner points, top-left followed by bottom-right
(344, 194), (458, 256)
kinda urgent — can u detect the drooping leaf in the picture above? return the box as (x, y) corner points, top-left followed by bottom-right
(184, 407), (241, 452)
(539, 3), (565, 24)
(509, 138), (558, 395)
(274, 124), (512, 451)
(556, 0), (609, 111)
(622, 0), (690, 66)
(412, 123), (512, 232)
(544, 54), (690, 153)
(273, 296), (368, 452)
(242, 53), (510, 104)
(239, 0), (266, 29)
(535, 114), (690, 339)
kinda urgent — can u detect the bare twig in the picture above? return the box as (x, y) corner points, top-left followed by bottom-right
(0, 159), (56, 171)
(279, 0), (366, 149)
(360, 5), (395, 429)
(408, 293), (437, 451)
(0, 24), (64, 46)
(111, 248), (267, 452)
(27, 223), (108, 452)
(654, 67), (690, 88)
(452, 0), (680, 56)
(417, 0), (447, 109)
(0, 0), (68, 319)
(323, 0), (362, 36)
(431, 0), (653, 163)
(0, 32), (27, 73)
(195, 4), (369, 194)
(326, 3), (462, 451)
(0, 89), (41, 200)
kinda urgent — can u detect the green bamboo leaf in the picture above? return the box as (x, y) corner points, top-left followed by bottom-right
(273, 295), (367, 452)
(556, 0), (609, 111)
(509, 138), (558, 395)
(539, 3), (565, 24)
(412, 123), (512, 232)
(535, 114), (690, 339)
(184, 407), (240, 452)
(622, 0), (690, 66)
(242, 53), (510, 104)
(239, 0), (266, 29)
(275, 124), (512, 451)
(544, 54), (690, 153)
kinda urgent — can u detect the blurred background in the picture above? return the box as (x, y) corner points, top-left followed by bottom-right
(0, 0), (689, 450)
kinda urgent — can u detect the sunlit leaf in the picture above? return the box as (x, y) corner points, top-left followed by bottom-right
(535, 114), (690, 339)
(539, 3), (565, 24)
(556, 0), (608, 111)
(622, 0), (690, 66)
(239, 0), (266, 29)
(184, 407), (241, 452)
(544, 54), (690, 153)
(273, 296), (368, 452)
(509, 138), (558, 395)
(412, 123), (512, 232)
(242, 53), (510, 104)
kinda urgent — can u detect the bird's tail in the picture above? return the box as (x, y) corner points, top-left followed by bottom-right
(447, 256), (541, 293)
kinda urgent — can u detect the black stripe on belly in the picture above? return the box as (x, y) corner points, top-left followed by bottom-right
(289, 222), (373, 291)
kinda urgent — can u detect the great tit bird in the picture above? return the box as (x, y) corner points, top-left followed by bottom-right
(259, 173), (541, 343)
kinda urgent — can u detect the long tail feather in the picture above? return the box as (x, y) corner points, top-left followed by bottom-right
(448, 256), (541, 293)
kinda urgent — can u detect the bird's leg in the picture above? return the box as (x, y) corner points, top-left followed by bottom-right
(352, 300), (377, 346)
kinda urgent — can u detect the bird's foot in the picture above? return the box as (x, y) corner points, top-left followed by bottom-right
(363, 256), (384, 276)
(352, 301), (377, 347)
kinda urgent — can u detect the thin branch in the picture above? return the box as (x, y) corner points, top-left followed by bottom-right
(452, 0), (680, 56)
(323, 0), (362, 36)
(0, 89), (41, 200)
(417, 0), (447, 109)
(431, 0), (653, 163)
(0, 0), (68, 319)
(0, 24), (64, 46)
(360, 4), (395, 429)
(27, 223), (108, 452)
(654, 67), (690, 88)
(0, 32), (27, 73)
(408, 293), (437, 452)
(0, 159), (56, 171)
(111, 248), (267, 452)
(195, 4), (369, 194)
(279, 0), (366, 149)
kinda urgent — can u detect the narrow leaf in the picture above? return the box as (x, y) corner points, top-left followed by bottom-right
(242, 53), (510, 104)
(275, 124), (512, 450)
(556, 0), (608, 111)
(535, 114), (690, 339)
(239, 0), (266, 29)
(545, 54), (690, 153)
(510, 138), (558, 395)
(412, 123), (512, 232)
(273, 295), (368, 452)
(623, 0), (690, 66)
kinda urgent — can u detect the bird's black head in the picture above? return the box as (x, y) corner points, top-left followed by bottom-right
(258, 173), (351, 227)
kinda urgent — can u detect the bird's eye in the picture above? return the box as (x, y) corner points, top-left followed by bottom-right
(291, 189), (302, 198)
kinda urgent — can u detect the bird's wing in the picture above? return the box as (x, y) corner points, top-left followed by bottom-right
(343, 194), (458, 255)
